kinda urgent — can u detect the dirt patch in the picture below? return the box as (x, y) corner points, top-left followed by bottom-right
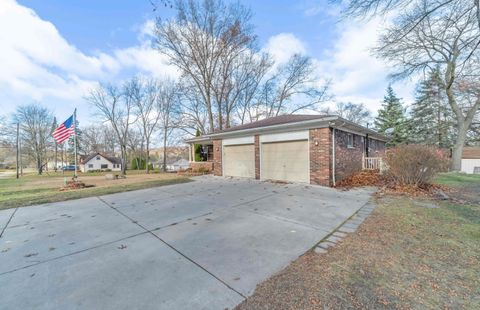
(236, 193), (480, 310)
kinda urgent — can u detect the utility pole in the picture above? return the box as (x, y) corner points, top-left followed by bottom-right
(16, 123), (19, 179)
(53, 117), (58, 172)
(73, 108), (78, 179)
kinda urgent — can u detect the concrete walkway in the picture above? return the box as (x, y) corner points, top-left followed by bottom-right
(0, 176), (374, 310)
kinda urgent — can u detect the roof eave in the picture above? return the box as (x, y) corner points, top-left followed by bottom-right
(185, 115), (388, 143)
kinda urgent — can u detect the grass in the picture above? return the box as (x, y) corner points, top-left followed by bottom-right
(237, 173), (480, 310)
(0, 172), (191, 210)
(435, 172), (480, 187)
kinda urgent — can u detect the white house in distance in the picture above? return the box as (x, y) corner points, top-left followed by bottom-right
(167, 158), (190, 171)
(461, 147), (480, 174)
(80, 153), (122, 172)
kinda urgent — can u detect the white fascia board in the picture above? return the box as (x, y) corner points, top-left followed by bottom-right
(222, 136), (254, 146)
(260, 130), (309, 143)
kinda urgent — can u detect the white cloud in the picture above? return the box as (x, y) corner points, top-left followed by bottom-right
(315, 17), (416, 113)
(263, 33), (307, 65)
(0, 1), (176, 121)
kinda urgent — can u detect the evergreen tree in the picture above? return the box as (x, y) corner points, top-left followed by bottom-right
(409, 68), (455, 148)
(374, 86), (408, 146)
(194, 128), (203, 162)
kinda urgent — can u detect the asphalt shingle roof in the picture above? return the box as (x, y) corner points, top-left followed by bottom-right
(214, 114), (332, 134)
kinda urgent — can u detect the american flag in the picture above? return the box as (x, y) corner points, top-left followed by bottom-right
(52, 115), (75, 143)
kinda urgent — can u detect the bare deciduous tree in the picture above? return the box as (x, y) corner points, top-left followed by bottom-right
(322, 102), (372, 126)
(375, 0), (480, 170)
(82, 124), (116, 154)
(86, 83), (136, 175)
(338, 0), (480, 31)
(157, 79), (181, 172)
(131, 78), (163, 173)
(13, 104), (54, 174)
(260, 54), (331, 118)
(154, 0), (256, 132)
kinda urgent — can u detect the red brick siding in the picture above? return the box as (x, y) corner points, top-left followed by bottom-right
(334, 130), (364, 183)
(190, 161), (213, 172)
(213, 140), (222, 176)
(254, 135), (260, 179)
(309, 128), (332, 186)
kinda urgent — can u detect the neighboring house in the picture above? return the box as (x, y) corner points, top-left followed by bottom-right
(186, 115), (387, 186)
(80, 153), (122, 172)
(167, 159), (190, 171)
(461, 147), (480, 174)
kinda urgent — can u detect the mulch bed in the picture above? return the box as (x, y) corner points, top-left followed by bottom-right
(59, 180), (95, 191)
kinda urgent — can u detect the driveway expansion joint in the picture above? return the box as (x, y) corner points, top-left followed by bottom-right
(96, 196), (247, 300)
(0, 231), (149, 277)
(0, 207), (19, 238)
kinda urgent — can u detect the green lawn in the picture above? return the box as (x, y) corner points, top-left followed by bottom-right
(0, 172), (191, 210)
(435, 172), (480, 187)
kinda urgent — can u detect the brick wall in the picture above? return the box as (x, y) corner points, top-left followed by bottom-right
(213, 139), (222, 176)
(190, 161), (213, 172)
(334, 130), (365, 183)
(254, 135), (260, 179)
(309, 128), (332, 186)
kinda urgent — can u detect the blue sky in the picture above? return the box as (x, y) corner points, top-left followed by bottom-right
(0, 0), (414, 124)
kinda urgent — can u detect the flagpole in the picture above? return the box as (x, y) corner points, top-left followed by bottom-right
(73, 108), (78, 179)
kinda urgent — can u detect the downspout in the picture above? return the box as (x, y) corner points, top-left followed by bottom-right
(332, 128), (336, 187)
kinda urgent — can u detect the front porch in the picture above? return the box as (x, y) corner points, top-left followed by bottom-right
(188, 140), (214, 172)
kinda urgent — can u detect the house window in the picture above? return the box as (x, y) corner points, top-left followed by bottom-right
(96, 156), (100, 160)
(474, 167), (480, 174)
(101, 164), (108, 169)
(88, 164), (93, 168)
(347, 133), (354, 148)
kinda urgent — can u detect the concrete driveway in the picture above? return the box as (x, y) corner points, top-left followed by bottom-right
(0, 176), (373, 310)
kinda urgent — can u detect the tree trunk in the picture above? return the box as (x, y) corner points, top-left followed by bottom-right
(451, 123), (468, 171)
(162, 128), (167, 172)
(121, 145), (127, 176)
(146, 141), (150, 174)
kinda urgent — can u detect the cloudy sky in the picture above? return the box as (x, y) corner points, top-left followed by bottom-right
(0, 0), (415, 124)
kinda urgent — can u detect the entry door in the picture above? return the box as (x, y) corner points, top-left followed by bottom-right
(261, 140), (309, 183)
(223, 144), (255, 178)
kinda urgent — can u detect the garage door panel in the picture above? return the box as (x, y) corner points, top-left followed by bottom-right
(261, 140), (309, 183)
(223, 145), (255, 178)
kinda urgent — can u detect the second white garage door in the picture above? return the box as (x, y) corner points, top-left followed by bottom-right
(261, 140), (309, 183)
(223, 144), (255, 178)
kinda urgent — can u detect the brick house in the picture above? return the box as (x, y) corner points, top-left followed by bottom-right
(186, 115), (387, 186)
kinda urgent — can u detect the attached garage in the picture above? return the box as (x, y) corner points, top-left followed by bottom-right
(186, 114), (388, 187)
(223, 144), (255, 178)
(261, 140), (309, 183)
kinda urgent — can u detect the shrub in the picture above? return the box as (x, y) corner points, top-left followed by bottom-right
(384, 144), (449, 187)
(196, 166), (210, 173)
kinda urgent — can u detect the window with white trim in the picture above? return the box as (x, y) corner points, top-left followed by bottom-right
(347, 133), (354, 148)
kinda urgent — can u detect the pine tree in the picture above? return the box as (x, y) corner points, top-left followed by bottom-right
(194, 128), (203, 162)
(374, 86), (408, 146)
(409, 68), (455, 148)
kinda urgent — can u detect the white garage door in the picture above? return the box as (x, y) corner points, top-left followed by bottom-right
(261, 140), (309, 183)
(223, 144), (255, 178)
